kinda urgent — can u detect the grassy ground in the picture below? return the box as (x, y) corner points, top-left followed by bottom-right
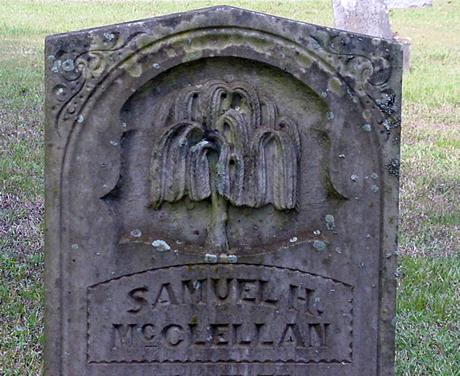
(0, 0), (458, 375)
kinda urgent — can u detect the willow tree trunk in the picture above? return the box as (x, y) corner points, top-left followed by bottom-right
(331, 0), (393, 39)
(205, 150), (229, 252)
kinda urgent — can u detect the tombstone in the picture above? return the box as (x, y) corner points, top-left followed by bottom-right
(394, 35), (411, 71)
(44, 6), (403, 376)
(331, 0), (393, 39)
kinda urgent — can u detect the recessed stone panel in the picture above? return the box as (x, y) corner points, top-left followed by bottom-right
(88, 265), (353, 364)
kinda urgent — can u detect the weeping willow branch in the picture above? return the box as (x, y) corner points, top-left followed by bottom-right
(150, 79), (301, 250)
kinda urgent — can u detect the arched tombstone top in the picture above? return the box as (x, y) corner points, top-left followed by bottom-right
(44, 6), (402, 376)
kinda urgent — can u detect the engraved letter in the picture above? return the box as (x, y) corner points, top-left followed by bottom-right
(256, 322), (274, 346)
(153, 283), (178, 308)
(279, 323), (305, 347)
(238, 279), (258, 303)
(182, 279), (207, 304)
(112, 323), (136, 348)
(212, 278), (234, 301)
(308, 323), (329, 347)
(211, 324), (230, 345)
(127, 287), (148, 314)
(288, 285), (316, 315)
(141, 323), (156, 342)
(162, 324), (184, 346)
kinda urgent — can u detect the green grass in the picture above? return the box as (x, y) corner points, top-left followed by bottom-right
(0, 0), (459, 375)
(396, 256), (460, 376)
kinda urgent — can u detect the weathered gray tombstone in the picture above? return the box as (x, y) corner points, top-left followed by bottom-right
(44, 6), (402, 376)
(331, 0), (393, 39)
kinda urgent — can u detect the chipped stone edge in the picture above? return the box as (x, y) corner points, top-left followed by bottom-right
(377, 44), (403, 376)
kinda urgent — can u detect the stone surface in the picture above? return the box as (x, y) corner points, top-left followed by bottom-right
(394, 35), (412, 71)
(332, 0), (393, 39)
(385, 0), (432, 9)
(44, 6), (403, 376)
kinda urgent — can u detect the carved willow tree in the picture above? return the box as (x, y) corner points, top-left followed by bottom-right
(150, 80), (301, 251)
